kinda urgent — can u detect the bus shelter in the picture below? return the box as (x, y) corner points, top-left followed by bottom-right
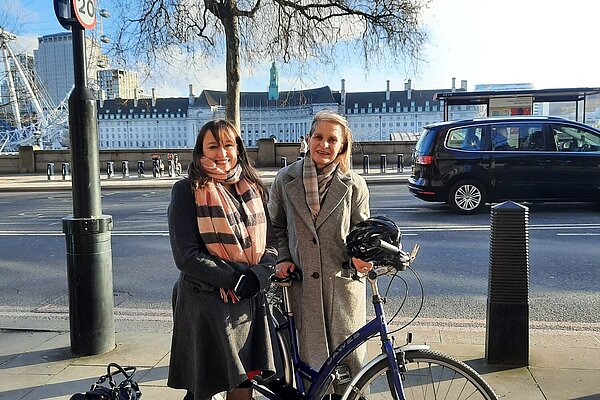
(434, 87), (600, 123)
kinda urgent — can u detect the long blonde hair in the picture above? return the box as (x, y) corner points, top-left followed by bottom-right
(309, 110), (353, 173)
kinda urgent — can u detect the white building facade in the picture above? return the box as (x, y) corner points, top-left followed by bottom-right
(33, 33), (101, 107)
(98, 69), (140, 100)
(95, 78), (479, 150)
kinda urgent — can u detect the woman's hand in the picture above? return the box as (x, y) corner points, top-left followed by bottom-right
(275, 261), (296, 278)
(352, 257), (374, 274)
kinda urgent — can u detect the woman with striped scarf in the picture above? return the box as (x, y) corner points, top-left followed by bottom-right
(167, 120), (280, 400)
(268, 110), (372, 397)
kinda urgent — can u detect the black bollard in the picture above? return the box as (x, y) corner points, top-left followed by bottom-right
(486, 201), (529, 366)
(380, 154), (387, 173)
(281, 156), (287, 168)
(62, 162), (70, 180)
(47, 162), (55, 181)
(122, 161), (129, 178)
(363, 155), (369, 174)
(397, 154), (404, 173)
(106, 162), (114, 179)
(137, 161), (145, 177)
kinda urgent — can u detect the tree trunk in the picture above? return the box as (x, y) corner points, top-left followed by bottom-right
(222, 9), (241, 130)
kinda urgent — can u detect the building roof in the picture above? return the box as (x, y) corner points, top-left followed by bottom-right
(197, 86), (337, 108)
(345, 88), (458, 110)
(97, 97), (191, 115)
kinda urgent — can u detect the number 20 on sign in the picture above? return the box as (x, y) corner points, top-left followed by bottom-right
(73, 0), (97, 29)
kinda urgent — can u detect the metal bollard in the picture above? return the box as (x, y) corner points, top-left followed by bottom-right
(61, 162), (69, 180)
(46, 162), (55, 180)
(380, 154), (387, 173)
(397, 154), (404, 173)
(485, 201), (529, 366)
(168, 160), (174, 177)
(122, 161), (129, 178)
(362, 155), (369, 174)
(137, 161), (145, 177)
(107, 162), (114, 179)
(349, 154), (353, 170)
(280, 157), (287, 168)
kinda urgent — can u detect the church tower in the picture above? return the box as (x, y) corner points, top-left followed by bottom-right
(268, 62), (279, 101)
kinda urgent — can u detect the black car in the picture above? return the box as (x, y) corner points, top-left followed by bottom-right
(408, 116), (600, 214)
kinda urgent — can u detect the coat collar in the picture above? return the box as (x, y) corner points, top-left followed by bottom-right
(284, 159), (351, 231)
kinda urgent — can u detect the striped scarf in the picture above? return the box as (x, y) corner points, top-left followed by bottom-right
(303, 153), (339, 221)
(194, 157), (266, 302)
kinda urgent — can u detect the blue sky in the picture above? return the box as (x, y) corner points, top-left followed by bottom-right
(3, 0), (600, 97)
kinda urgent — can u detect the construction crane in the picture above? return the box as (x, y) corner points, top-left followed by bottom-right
(0, 28), (69, 153)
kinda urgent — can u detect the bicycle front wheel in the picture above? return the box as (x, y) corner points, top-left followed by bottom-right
(347, 349), (497, 400)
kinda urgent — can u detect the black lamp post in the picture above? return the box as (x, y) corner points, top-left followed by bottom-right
(56, 0), (115, 356)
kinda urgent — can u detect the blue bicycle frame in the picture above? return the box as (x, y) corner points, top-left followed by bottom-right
(256, 275), (407, 400)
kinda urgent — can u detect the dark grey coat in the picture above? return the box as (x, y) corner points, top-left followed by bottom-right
(167, 178), (280, 400)
(268, 160), (370, 380)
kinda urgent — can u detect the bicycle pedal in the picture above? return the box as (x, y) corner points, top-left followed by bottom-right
(333, 364), (351, 384)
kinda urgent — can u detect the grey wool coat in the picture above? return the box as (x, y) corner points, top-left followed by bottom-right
(167, 178), (281, 400)
(268, 160), (370, 379)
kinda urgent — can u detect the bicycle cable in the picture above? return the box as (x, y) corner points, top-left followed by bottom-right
(384, 265), (425, 335)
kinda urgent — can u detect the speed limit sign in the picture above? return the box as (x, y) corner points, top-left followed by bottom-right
(73, 0), (97, 29)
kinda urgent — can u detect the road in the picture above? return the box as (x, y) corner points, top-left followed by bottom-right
(0, 185), (599, 331)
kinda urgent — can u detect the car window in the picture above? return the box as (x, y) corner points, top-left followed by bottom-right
(490, 125), (515, 150)
(446, 127), (483, 151)
(415, 128), (437, 154)
(518, 124), (548, 151)
(490, 123), (548, 151)
(552, 124), (600, 152)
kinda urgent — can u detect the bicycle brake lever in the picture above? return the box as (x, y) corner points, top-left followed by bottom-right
(410, 243), (420, 261)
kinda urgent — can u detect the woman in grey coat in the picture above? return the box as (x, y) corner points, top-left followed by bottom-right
(268, 110), (371, 395)
(167, 120), (280, 400)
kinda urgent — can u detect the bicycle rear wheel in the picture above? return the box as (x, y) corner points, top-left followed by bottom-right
(346, 349), (497, 400)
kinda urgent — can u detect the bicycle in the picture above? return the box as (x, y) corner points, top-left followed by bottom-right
(252, 237), (498, 400)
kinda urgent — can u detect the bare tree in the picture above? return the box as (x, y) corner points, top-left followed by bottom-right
(107, 0), (429, 127)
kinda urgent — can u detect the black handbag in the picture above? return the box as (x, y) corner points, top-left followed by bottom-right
(70, 362), (142, 400)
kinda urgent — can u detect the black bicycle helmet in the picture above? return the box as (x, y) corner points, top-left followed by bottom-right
(346, 216), (402, 265)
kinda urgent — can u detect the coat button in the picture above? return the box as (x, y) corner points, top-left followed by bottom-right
(311, 272), (320, 279)
(312, 238), (317, 244)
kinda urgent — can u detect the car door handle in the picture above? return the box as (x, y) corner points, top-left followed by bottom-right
(536, 159), (551, 166)
(558, 160), (572, 165)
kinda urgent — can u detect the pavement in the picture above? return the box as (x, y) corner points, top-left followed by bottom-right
(1, 168), (600, 400)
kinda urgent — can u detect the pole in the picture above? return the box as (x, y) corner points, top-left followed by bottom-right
(62, 24), (115, 356)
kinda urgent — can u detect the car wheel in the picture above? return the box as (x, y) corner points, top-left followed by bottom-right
(448, 180), (487, 214)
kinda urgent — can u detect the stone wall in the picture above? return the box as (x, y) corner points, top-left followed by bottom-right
(1, 140), (416, 174)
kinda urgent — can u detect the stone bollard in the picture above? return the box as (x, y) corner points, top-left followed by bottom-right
(47, 162), (55, 181)
(380, 154), (387, 173)
(362, 155), (370, 174)
(280, 156), (287, 168)
(122, 161), (130, 178)
(137, 161), (145, 178)
(61, 162), (70, 180)
(107, 162), (114, 179)
(485, 201), (529, 366)
(397, 154), (404, 172)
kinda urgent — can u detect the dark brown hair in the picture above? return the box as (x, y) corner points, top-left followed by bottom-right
(187, 119), (267, 201)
